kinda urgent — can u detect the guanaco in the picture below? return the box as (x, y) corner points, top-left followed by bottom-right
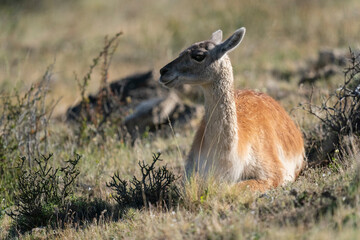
(159, 28), (305, 191)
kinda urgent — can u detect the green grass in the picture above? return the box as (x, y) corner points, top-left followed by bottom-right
(1, 0), (360, 239)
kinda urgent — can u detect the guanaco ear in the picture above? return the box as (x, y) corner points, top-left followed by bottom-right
(210, 29), (223, 45)
(215, 27), (246, 59)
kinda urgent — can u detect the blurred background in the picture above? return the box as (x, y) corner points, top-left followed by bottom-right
(1, 0), (359, 115)
(1, 2), (360, 237)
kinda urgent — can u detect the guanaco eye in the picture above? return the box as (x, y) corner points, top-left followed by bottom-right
(191, 53), (206, 62)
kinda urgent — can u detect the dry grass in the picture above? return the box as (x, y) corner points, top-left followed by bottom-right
(1, 0), (360, 239)
(2, 154), (359, 239)
(1, 0), (360, 113)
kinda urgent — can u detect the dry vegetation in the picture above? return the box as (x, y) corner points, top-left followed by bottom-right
(1, 0), (360, 239)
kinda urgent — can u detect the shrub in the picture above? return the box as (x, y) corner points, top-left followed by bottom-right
(6, 153), (118, 236)
(72, 32), (124, 146)
(305, 48), (360, 165)
(308, 49), (360, 135)
(0, 65), (57, 205)
(107, 153), (180, 213)
(0, 65), (57, 167)
(7, 153), (80, 233)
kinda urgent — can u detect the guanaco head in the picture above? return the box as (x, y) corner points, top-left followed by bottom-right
(159, 27), (246, 88)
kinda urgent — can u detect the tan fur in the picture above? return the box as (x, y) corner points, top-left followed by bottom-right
(187, 89), (305, 191)
(159, 28), (305, 191)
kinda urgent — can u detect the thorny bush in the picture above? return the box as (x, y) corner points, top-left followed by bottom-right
(73, 31), (124, 146)
(0, 65), (57, 168)
(305, 48), (360, 165)
(0, 65), (58, 210)
(308, 49), (360, 135)
(7, 154), (80, 233)
(107, 153), (180, 213)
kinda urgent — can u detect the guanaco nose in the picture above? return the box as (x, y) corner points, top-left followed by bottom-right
(160, 67), (169, 76)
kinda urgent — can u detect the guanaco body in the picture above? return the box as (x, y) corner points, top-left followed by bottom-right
(159, 28), (305, 191)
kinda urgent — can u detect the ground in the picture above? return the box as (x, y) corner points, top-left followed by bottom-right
(1, 0), (360, 239)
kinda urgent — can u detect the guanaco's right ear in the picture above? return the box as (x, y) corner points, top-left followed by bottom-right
(214, 27), (246, 59)
(210, 30), (223, 45)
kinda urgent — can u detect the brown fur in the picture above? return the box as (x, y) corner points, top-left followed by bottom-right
(191, 90), (305, 191)
(234, 90), (304, 190)
(159, 28), (305, 192)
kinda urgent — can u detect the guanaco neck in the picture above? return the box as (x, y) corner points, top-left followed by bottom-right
(200, 56), (239, 160)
